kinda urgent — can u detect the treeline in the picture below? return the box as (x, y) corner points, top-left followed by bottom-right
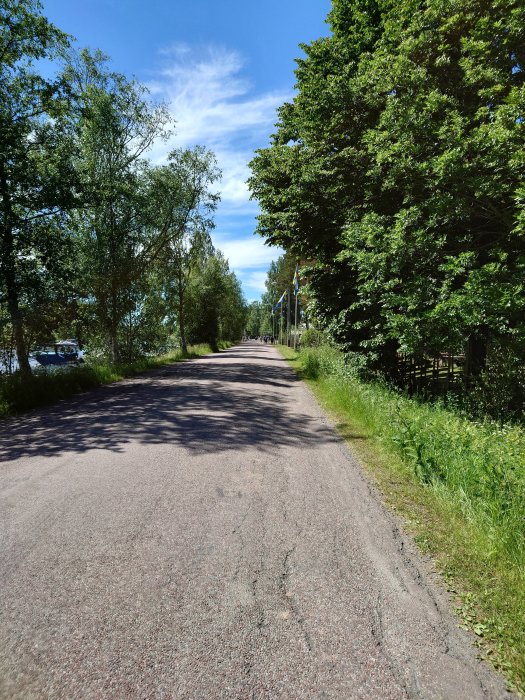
(245, 254), (313, 347)
(0, 0), (245, 375)
(249, 0), (525, 419)
(245, 255), (299, 337)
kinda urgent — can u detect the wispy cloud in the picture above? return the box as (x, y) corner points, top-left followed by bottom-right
(150, 44), (286, 147)
(147, 43), (287, 298)
(213, 234), (282, 270)
(148, 43), (289, 210)
(243, 270), (269, 294)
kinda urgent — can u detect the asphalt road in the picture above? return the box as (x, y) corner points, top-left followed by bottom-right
(0, 342), (512, 699)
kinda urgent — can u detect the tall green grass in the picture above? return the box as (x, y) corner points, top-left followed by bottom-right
(282, 344), (525, 693)
(0, 343), (226, 416)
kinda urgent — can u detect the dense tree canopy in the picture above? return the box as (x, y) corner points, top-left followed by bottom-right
(0, 0), (76, 373)
(185, 252), (246, 351)
(0, 1), (246, 372)
(249, 0), (525, 404)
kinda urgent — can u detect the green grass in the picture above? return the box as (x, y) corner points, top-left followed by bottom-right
(279, 343), (525, 695)
(0, 342), (234, 417)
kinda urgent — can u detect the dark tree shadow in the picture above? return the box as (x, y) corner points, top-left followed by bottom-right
(0, 343), (337, 462)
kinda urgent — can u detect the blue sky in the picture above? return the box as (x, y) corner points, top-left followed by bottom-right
(41, 0), (332, 301)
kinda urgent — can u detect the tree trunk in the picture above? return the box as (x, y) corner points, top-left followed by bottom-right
(109, 287), (119, 363)
(178, 277), (188, 354)
(465, 330), (488, 380)
(0, 170), (31, 376)
(179, 300), (188, 355)
(7, 288), (31, 376)
(109, 330), (119, 364)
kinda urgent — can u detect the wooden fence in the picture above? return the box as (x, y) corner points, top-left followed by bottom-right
(397, 352), (465, 394)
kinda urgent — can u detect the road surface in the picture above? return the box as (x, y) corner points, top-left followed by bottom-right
(0, 343), (512, 698)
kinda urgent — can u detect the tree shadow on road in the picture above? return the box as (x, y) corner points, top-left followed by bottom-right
(0, 345), (337, 462)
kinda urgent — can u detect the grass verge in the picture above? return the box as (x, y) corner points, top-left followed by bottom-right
(279, 344), (525, 695)
(0, 342), (234, 417)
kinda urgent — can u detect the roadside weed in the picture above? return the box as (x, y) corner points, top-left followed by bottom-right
(0, 343), (229, 417)
(279, 344), (525, 694)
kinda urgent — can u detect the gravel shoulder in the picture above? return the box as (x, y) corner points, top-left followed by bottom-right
(0, 342), (513, 698)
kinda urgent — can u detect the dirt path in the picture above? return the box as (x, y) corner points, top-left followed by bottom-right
(0, 342), (512, 698)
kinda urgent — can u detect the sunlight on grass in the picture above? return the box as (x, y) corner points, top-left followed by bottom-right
(0, 342), (233, 417)
(279, 343), (525, 695)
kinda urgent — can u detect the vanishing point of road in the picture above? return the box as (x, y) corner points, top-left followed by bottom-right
(0, 343), (512, 699)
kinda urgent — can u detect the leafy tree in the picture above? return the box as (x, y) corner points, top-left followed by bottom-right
(220, 268), (247, 342)
(347, 0), (525, 371)
(117, 270), (172, 361)
(67, 49), (171, 362)
(249, 0), (392, 367)
(0, 3), (244, 378)
(250, 0), (525, 395)
(263, 254), (296, 303)
(186, 252), (246, 351)
(150, 147), (220, 354)
(0, 0), (77, 374)
(245, 301), (263, 336)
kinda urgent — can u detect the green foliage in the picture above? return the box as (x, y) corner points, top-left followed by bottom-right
(0, 364), (107, 413)
(0, 0), (77, 374)
(67, 49), (171, 362)
(0, 6), (239, 371)
(249, 0), (525, 412)
(185, 253), (246, 351)
(284, 343), (525, 691)
(245, 301), (263, 337)
(259, 252), (311, 339)
(263, 253), (296, 302)
(299, 327), (327, 348)
(293, 343), (525, 563)
(148, 146), (220, 354)
(466, 339), (525, 423)
(0, 344), (219, 416)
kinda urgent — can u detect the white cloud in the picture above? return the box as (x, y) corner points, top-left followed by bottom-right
(147, 43), (288, 298)
(147, 43), (290, 209)
(150, 44), (285, 147)
(243, 270), (269, 293)
(212, 235), (282, 270)
(212, 148), (253, 204)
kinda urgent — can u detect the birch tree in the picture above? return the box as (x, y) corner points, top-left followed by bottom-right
(0, 0), (76, 373)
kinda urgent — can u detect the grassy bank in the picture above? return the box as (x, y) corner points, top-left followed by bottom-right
(279, 344), (525, 695)
(0, 342), (233, 417)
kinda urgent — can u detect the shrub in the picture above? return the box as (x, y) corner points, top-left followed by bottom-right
(299, 328), (327, 348)
(466, 339), (525, 423)
(0, 343), (219, 417)
(295, 345), (525, 565)
(301, 345), (343, 379)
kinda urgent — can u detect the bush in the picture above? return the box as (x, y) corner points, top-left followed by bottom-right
(299, 328), (327, 348)
(0, 343), (219, 417)
(466, 339), (525, 423)
(301, 345), (343, 379)
(295, 345), (525, 565)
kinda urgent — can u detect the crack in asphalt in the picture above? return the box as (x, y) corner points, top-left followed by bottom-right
(278, 543), (313, 653)
(370, 594), (420, 700)
(0, 342), (514, 699)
